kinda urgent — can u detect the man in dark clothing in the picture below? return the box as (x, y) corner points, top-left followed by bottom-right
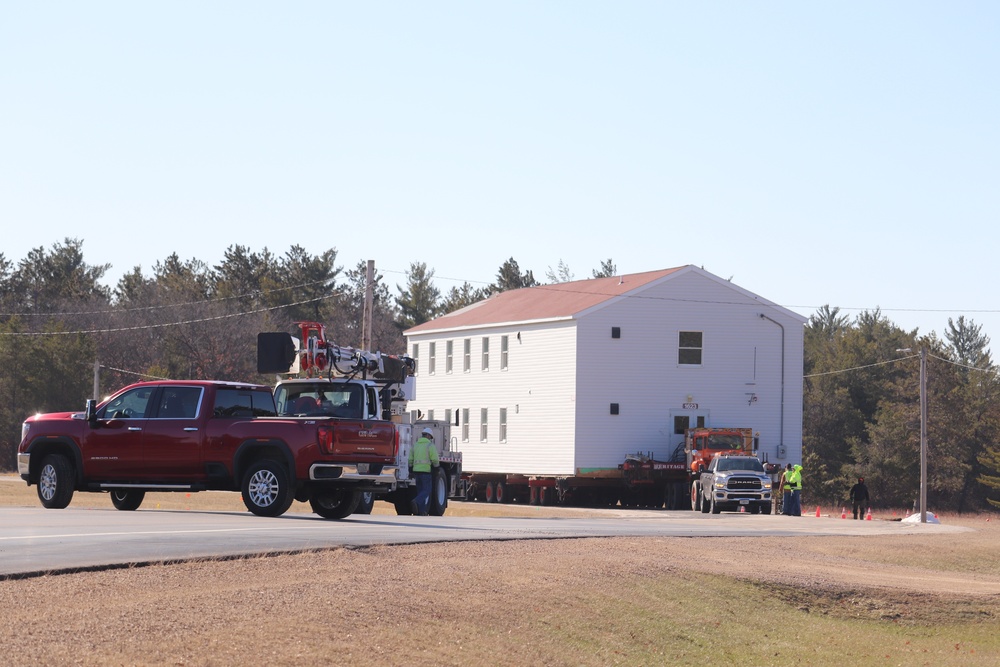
(850, 477), (870, 520)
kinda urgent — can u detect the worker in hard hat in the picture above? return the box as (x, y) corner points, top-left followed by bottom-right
(409, 428), (440, 516)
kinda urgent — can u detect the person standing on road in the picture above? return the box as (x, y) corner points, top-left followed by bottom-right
(788, 464), (803, 516)
(781, 464), (794, 515)
(850, 477), (870, 520)
(409, 428), (440, 516)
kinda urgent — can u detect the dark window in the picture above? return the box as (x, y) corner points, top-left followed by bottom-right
(674, 415), (690, 435)
(610, 403), (620, 415)
(678, 331), (703, 365)
(155, 386), (203, 419)
(611, 327), (621, 339)
(214, 388), (277, 418)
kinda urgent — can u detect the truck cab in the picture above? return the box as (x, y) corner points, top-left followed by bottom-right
(693, 454), (773, 515)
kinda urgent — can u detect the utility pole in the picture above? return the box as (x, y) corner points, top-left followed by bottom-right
(919, 346), (928, 524)
(361, 260), (374, 351)
(93, 360), (101, 400)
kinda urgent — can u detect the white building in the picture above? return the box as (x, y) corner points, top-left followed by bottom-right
(404, 265), (805, 477)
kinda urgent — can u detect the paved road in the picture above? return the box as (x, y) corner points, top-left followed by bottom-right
(0, 506), (966, 578)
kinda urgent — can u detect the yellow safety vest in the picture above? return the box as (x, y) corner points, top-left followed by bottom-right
(409, 436), (439, 473)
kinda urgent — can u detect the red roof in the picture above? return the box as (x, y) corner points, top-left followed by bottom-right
(406, 266), (688, 334)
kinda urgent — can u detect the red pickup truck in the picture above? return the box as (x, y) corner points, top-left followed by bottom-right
(16, 380), (400, 518)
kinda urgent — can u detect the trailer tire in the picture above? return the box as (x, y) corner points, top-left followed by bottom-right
(485, 480), (497, 503)
(691, 482), (701, 512)
(310, 489), (361, 519)
(355, 491), (374, 515)
(495, 481), (508, 504)
(429, 468), (449, 516)
(110, 489), (145, 511)
(529, 486), (539, 505)
(394, 498), (413, 515)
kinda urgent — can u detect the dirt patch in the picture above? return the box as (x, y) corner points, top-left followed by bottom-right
(3, 475), (1000, 664)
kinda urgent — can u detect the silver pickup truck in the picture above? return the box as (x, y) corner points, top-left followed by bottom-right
(693, 455), (773, 514)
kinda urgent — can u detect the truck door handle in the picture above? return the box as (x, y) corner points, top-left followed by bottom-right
(128, 427), (142, 432)
(183, 428), (199, 432)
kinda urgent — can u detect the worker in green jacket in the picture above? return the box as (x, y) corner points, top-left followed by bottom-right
(409, 428), (440, 516)
(787, 464), (803, 516)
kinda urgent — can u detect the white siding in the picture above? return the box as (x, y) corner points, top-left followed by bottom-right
(407, 323), (579, 475)
(405, 266), (806, 477)
(575, 270), (804, 467)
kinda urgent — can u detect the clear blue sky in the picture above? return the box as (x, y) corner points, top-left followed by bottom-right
(2, 2), (998, 346)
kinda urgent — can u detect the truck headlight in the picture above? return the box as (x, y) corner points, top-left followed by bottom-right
(21, 422), (30, 443)
(763, 480), (772, 490)
(714, 480), (726, 489)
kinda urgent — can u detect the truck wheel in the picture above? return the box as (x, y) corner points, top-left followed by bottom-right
(485, 481), (497, 503)
(711, 496), (721, 514)
(700, 490), (711, 513)
(241, 460), (295, 517)
(761, 503), (772, 515)
(354, 491), (375, 515)
(394, 498), (413, 515)
(495, 481), (509, 504)
(110, 489), (145, 511)
(429, 468), (449, 516)
(38, 454), (75, 509)
(309, 489), (361, 519)
(691, 482), (701, 512)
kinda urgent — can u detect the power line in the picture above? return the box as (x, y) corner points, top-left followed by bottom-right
(0, 294), (338, 337)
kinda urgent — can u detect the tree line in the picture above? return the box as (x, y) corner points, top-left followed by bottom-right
(2, 240), (999, 514)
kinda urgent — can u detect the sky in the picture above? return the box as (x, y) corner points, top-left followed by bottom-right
(2, 2), (999, 346)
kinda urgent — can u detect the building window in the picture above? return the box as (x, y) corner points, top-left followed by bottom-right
(427, 409), (434, 421)
(674, 416), (690, 435)
(446, 340), (453, 374)
(412, 343), (419, 375)
(481, 337), (490, 371)
(463, 338), (471, 373)
(500, 335), (508, 371)
(462, 408), (470, 442)
(678, 331), (703, 365)
(445, 408), (452, 425)
(499, 407), (507, 442)
(480, 408), (488, 442)
(428, 342), (437, 375)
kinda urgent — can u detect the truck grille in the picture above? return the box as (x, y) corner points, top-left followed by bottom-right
(728, 476), (763, 490)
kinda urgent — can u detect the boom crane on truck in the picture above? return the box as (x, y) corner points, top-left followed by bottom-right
(257, 321), (463, 516)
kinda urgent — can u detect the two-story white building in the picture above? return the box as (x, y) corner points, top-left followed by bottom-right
(404, 265), (805, 483)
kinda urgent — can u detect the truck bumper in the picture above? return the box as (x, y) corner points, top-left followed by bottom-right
(17, 452), (30, 479)
(713, 491), (771, 510)
(309, 463), (399, 488)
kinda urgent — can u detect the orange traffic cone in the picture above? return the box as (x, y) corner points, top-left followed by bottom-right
(865, 508), (872, 521)
(815, 506), (821, 518)
(739, 505), (745, 513)
(840, 507), (847, 519)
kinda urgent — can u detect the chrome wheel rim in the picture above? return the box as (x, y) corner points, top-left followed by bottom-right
(248, 469), (279, 507)
(39, 464), (57, 502)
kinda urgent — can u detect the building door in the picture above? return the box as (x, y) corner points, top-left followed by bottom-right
(668, 409), (710, 461)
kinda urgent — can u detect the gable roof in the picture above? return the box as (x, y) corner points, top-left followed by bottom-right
(405, 266), (689, 335)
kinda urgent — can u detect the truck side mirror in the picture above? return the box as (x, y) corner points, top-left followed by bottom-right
(85, 399), (99, 427)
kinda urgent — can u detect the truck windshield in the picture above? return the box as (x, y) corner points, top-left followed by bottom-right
(706, 434), (745, 450)
(717, 458), (765, 472)
(276, 383), (365, 419)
